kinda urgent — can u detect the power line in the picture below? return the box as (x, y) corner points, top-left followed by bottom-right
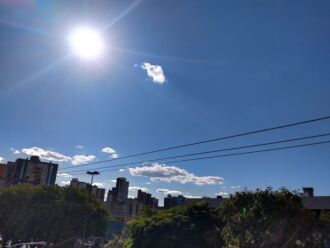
(61, 115), (330, 170)
(70, 139), (330, 175)
(62, 132), (330, 173)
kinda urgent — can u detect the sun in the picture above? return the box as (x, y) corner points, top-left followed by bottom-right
(68, 26), (105, 60)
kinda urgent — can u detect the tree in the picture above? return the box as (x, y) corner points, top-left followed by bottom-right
(218, 187), (330, 248)
(0, 184), (109, 247)
(115, 202), (224, 248)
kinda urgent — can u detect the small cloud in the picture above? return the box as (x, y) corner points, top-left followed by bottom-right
(57, 173), (73, 178)
(0, 156), (3, 162)
(10, 148), (20, 154)
(110, 179), (116, 183)
(111, 153), (119, 159)
(133, 64), (138, 67)
(92, 182), (103, 187)
(101, 147), (116, 154)
(146, 182), (151, 185)
(60, 181), (71, 186)
(75, 145), (84, 149)
(216, 191), (229, 197)
(183, 194), (202, 199)
(156, 188), (182, 195)
(129, 186), (148, 192)
(118, 168), (126, 172)
(230, 186), (241, 189)
(141, 62), (166, 84)
(71, 155), (96, 165)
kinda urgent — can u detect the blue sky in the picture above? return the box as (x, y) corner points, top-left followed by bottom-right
(0, 0), (330, 204)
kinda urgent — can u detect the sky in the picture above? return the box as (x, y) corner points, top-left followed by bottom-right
(0, 0), (330, 205)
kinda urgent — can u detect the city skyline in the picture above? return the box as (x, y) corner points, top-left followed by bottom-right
(1, 0), (330, 206)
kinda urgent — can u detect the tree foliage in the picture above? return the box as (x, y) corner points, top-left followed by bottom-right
(107, 202), (224, 248)
(0, 184), (109, 247)
(218, 187), (330, 248)
(108, 188), (330, 248)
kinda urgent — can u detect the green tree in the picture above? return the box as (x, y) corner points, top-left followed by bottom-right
(218, 188), (330, 248)
(113, 202), (224, 248)
(0, 184), (109, 247)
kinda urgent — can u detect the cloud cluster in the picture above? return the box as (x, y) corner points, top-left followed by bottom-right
(141, 62), (166, 84)
(156, 188), (182, 195)
(57, 173), (73, 178)
(10, 148), (20, 154)
(129, 163), (224, 186)
(20, 147), (95, 165)
(22, 147), (71, 162)
(71, 155), (96, 165)
(101, 146), (119, 159)
(183, 194), (202, 199)
(129, 186), (148, 192)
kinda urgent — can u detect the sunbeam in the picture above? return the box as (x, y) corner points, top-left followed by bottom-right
(102, 0), (144, 31)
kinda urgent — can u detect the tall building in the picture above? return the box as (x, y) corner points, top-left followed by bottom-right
(0, 163), (7, 187)
(0, 163), (5, 178)
(137, 189), (159, 208)
(116, 177), (129, 202)
(69, 178), (105, 202)
(1, 156), (58, 187)
(107, 177), (158, 221)
(164, 194), (186, 209)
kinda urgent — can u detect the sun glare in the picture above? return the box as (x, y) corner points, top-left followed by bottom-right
(68, 27), (105, 60)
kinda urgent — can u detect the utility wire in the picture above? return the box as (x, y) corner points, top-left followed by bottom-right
(70, 139), (330, 175)
(62, 132), (330, 173)
(61, 115), (330, 170)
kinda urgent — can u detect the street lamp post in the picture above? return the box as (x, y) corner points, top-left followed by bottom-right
(86, 171), (100, 185)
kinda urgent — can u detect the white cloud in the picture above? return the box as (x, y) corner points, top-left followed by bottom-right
(129, 186), (148, 192)
(60, 181), (71, 186)
(75, 145), (84, 149)
(92, 182), (103, 187)
(183, 194), (202, 199)
(71, 155), (96, 165)
(156, 188), (182, 195)
(10, 148), (20, 154)
(146, 182), (151, 185)
(57, 173), (73, 178)
(118, 168), (126, 172)
(230, 186), (241, 189)
(216, 192), (229, 196)
(21, 147), (71, 162)
(141, 62), (166, 84)
(101, 147), (116, 154)
(111, 153), (119, 159)
(110, 179), (117, 183)
(0, 156), (3, 162)
(20, 147), (96, 166)
(129, 163), (224, 186)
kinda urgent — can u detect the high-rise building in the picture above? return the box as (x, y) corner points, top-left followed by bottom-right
(137, 189), (158, 208)
(164, 194), (186, 209)
(116, 177), (129, 202)
(107, 177), (158, 221)
(0, 163), (5, 178)
(2, 156), (58, 187)
(69, 178), (105, 202)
